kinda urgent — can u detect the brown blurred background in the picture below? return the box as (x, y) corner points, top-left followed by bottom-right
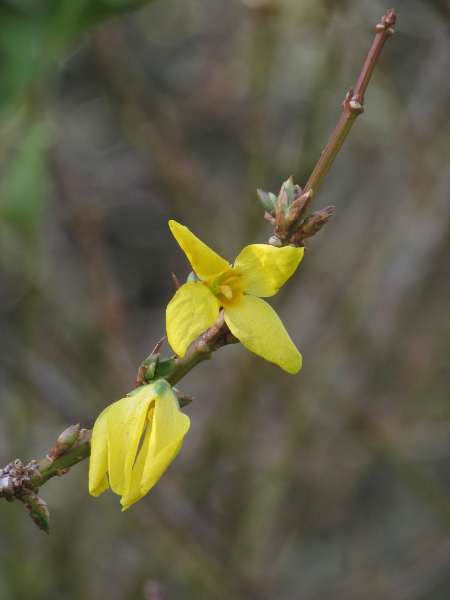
(1, 0), (450, 598)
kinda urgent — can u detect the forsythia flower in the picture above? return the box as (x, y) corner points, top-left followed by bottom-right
(89, 380), (190, 510)
(166, 220), (304, 373)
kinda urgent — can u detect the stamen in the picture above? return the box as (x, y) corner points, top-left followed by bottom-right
(220, 285), (233, 300)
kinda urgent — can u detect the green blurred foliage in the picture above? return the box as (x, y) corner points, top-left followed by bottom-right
(0, 0), (152, 110)
(1, 0), (450, 599)
(0, 120), (49, 234)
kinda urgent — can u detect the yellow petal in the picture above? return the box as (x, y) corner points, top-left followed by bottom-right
(169, 220), (230, 281)
(121, 380), (190, 510)
(223, 295), (302, 373)
(234, 244), (304, 298)
(88, 405), (110, 497)
(105, 387), (154, 497)
(167, 280), (220, 356)
(121, 420), (153, 510)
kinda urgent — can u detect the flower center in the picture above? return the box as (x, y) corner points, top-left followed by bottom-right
(207, 269), (242, 304)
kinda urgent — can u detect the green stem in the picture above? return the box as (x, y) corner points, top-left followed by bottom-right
(32, 431), (92, 487)
(166, 345), (212, 387)
(167, 314), (238, 386)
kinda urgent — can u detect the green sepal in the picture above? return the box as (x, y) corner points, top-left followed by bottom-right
(154, 358), (178, 379)
(127, 386), (146, 397)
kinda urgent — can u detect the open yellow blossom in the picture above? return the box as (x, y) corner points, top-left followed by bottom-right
(166, 220), (304, 373)
(89, 380), (190, 510)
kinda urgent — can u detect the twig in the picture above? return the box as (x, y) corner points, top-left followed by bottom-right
(303, 9), (396, 198)
(0, 427), (91, 533)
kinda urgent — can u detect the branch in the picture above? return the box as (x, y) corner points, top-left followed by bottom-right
(0, 318), (236, 533)
(0, 426), (91, 533)
(1, 10), (397, 532)
(302, 9), (396, 198)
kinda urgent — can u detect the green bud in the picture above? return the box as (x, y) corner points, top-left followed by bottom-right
(283, 176), (295, 204)
(145, 362), (157, 380)
(24, 493), (50, 534)
(172, 388), (194, 407)
(154, 358), (178, 379)
(142, 354), (158, 368)
(136, 354), (159, 387)
(56, 425), (80, 450)
(257, 188), (277, 212)
(143, 354), (159, 381)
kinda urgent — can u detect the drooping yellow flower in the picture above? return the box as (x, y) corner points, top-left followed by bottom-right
(89, 380), (190, 510)
(166, 220), (304, 373)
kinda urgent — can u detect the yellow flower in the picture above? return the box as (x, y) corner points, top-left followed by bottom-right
(89, 380), (190, 510)
(166, 220), (304, 373)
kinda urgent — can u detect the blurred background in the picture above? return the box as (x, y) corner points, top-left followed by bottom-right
(1, 0), (450, 598)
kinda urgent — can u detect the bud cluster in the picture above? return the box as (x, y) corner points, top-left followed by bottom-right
(257, 177), (333, 247)
(0, 458), (50, 532)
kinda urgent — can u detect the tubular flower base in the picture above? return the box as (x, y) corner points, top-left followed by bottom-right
(89, 380), (190, 510)
(167, 221), (304, 374)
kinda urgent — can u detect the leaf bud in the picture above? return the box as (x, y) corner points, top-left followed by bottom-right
(283, 176), (295, 204)
(285, 190), (313, 226)
(264, 212), (276, 225)
(24, 493), (50, 534)
(298, 206), (333, 239)
(172, 388), (194, 408)
(275, 208), (286, 230)
(257, 189), (277, 212)
(55, 424), (80, 451)
(275, 182), (289, 211)
(154, 358), (178, 379)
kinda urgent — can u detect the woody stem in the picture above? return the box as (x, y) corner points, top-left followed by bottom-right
(302, 9), (396, 198)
